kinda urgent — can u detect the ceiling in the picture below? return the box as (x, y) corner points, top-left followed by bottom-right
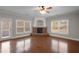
(0, 6), (79, 17)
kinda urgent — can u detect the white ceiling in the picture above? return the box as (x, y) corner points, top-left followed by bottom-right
(0, 6), (79, 17)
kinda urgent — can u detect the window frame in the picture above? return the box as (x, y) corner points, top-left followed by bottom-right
(1, 18), (12, 38)
(16, 20), (25, 34)
(16, 20), (31, 34)
(51, 20), (69, 34)
(51, 20), (60, 33)
(24, 20), (32, 33)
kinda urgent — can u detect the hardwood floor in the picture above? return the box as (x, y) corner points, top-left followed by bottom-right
(31, 35), (51, 53)
(0, 35), (79, 53)
(51, 36), (79, 53)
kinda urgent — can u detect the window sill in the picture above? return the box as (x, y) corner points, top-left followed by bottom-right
(0, 34), (31, 42)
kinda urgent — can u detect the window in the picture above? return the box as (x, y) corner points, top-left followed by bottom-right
(51, 20), (69, 34)
(16, 20), (31, 34)
(1, 19), (11, 38)
(51, 21), (59, 33)
(59, 20), (69, 34)
(34, 18), (46, 27)
(24, 21), (31, 32)
(1, 41), (10, 53)
(37, 20), (44, 27)
(16, 20), (25, 33)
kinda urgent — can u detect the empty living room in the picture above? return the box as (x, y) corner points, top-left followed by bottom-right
(0, 6), (79, 53)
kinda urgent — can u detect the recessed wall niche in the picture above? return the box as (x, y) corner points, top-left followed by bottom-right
(33, 18), (47, 35)
(34, 18), (46, 27)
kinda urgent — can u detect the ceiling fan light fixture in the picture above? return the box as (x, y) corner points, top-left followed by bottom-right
(40, 10), (47, 14)
(39, 6), (52, 14)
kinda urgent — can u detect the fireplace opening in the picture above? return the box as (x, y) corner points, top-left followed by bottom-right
(37, 28), (43, 33)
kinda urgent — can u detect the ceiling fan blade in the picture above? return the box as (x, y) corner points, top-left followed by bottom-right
(47, 7), (52, 9)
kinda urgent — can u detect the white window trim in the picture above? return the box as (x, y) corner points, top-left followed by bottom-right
(24, 21), (32, 33)
(59, 20), (69, 34)
(51, 20), (60, 33)
(1, 19), (11, 38)
(16, 20), (32, 34)
(51, 20), (69, 34)
(16, 20), (25, 34)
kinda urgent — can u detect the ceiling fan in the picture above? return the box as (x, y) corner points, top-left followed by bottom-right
(33, 6), (52, 14)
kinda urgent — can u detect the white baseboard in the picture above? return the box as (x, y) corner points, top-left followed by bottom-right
(49, 34), (79, 41)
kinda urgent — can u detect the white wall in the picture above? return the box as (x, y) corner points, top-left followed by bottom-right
(0, 9), (32, 39)
(0, 9), (79, 41)
(46, 12), (79, 41)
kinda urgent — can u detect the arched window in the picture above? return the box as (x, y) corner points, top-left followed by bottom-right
(37, 20), (44, 27)
(34, 18), (46, 27)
